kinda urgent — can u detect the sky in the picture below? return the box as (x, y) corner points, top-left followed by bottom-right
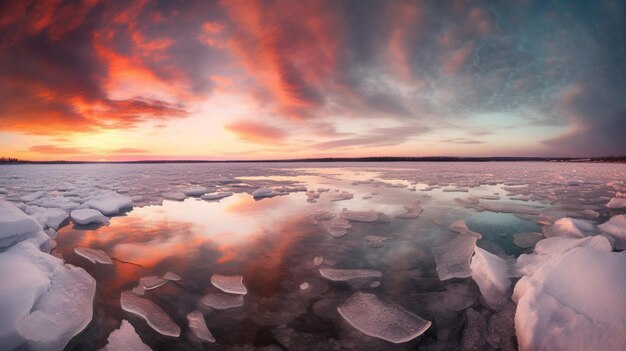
(1, 0), (625, 161)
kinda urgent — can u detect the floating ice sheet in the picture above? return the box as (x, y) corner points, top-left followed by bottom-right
(340, 209), (388, 223)
(201, 293), (244, 310)
(161, 192), (186, 201)
(163, 271), (181, 281)
(74, 247), (113, 264)
(183, 186), (208, 196)
(120, 291), (180, 337)
(84, 192), (133, 215)
(434, 235), (477, 280)
(201, 192), (233, 201)
(139, 276), (168, 290)
(319, 268), (382, 281)
(187, 311), (215, 343)
(210, 274), (247, 295)
(337, 292), (431, 343)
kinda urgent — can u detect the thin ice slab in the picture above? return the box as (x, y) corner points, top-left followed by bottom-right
(338, 292), (431, 343)
(74, 247), (113, 264)
(139, 276), (168, 290)
(201, 293), (244, 310)
(187, 311), (215, 343)
(434, 235), (477, 280)
(70, 209), (109, 225)
(210, 274), (247, 295)
(100, 320), (151, 351)
(120, 291), (180, 337)
(319, 268), (382, 281)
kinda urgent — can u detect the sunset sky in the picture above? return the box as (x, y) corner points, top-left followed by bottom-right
(1, 0), (624, 161)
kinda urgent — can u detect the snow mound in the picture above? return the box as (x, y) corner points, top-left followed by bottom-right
(201, 293), (244, 310)
(543, 217), (596, 238)
(71, 209), (109, 225)
(433, 235), (477, 280)
(201, 192), (233, 201)
(100, 320), (151, 351)
(120, 291), (180, 337)
(470, 247), (511, 309)
(186, 311), (215, 343)
(210, 274), (247, 295)
(319, 268), (382, 281)
(183, 186), (208, 196)
(139, 276), (168, 290)
(512, 245), (626, 351)
(337, 292), (431, 343)
(16, 264), (96, 351)
(598, 214), (626, 250)
(449, 219), (482, 239)
(74, 247), (113, 264)
(85, 192), (133, 215)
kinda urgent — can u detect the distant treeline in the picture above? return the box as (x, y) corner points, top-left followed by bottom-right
(1, 156), (625, 164)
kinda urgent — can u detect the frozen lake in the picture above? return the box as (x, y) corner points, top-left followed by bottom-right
(1, 162), (625, 350)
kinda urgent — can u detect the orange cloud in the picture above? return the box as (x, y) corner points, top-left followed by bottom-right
(225, 120), (287, 144)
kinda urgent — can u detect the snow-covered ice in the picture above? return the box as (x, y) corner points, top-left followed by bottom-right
(161, 192), (186, 201)
(542, 217), (596, 238)
(120, 291), (181, 337)
(210, 274), (247, 295)
(337, 292), (431, 343)
(606, 193), (626, 209)
(598, 214), (626, 250)
(84, 192), (133, 215)
(183, 186), (208, 196)
(70, 208), (109, 225)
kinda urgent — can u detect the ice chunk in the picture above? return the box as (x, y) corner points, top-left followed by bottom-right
(395, 201), (423, 219)
(100, 320), (151, 351)
(337, 292), (431, 343)
(24, 206), (68, 230)
(210, 274), (247, 295)
(598, 214), (626, 250)
(340, 209), (388, 223)
(513, 232), (544, 248)
(201, 192), (233, 201)
(606, 192), (626, 209)
(74, 247), (113, 264)
(17, 264), (96, 351)
(542, 217), (595, 238)
(201, 293), (244, 310)
(161, 192), (186, 201)
(183, 186), (208, 196)
(312, 210), (335, 221)
(313, 256), (324, 266)
(299, 282), (310, 290)
(364, 235), (387, 248)
(252, 187), (274, 198)
(120, 291), (180, 337)
(319, 268), (382, 281)
(327, 218), (352, 237)
(70, 208), (109, 225)
(139, 276), (168, 290)
(0, 201), (45, 248)
(84, 192), (133, 215)
(20, 191), (45, 202)
(186, 311), (215, 343)
(449, 219), (482, 239)
(331, 191), (353, 202)
(163, 271), (181, 281)
(512, 245), (626, 351)
(470, 247), (511, 309)
(433, 235), (477, 280)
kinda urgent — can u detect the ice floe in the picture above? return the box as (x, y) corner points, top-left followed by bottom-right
(0, 202), (48, 249)
(331, 191), (353, 202)
(210, 274), (247, 295)
(252, 187), (275, 198)
(100, 320), (151, 351)
(24, 206), (68, 230)
(340, 209), (389, 223)
(470, 247), (511, 309)
(120, 291), (180, 337)
(163, 271), (181, 281)
(606, 192), (626, 209)
(201, 192), (233, 201)
(433, 235), (477, 280)
(201, 293), (244, 310)
(161, 192), (186, 201)
(70, 208), (109, 225)
(183, 186), (208, 196)
(186, 311), (215, 343)
(84, 192), (132, 215)
(313, 256), (324, 266)
(364, 235), (387, 248)
(74, 247), (113, 264)
(139, 276), (168, 290)
(318, 268), (382, 281)
(449, 219), (482, 239)
(395, 201), (423, 219)
(337, 292), (431, 343)
(598, 214), (626, 250)
(327, 218), (352, 237)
